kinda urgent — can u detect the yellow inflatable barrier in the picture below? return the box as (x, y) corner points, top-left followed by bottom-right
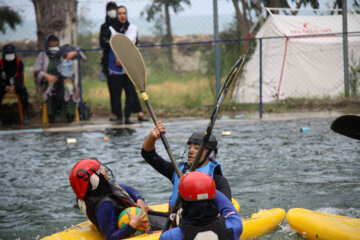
(287, 208), (360, 240)
(241, 208), (286, 239)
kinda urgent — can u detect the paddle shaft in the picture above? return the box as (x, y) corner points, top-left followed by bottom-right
(142, 93), (183, 179)
(148, 209), (169, 218)
(191, 57), (244, 171)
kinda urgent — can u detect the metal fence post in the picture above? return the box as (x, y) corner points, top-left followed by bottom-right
(77, 50), (84, 120)
(342, 1), (350, 97)
(213, 0), (221, 98)
(259, 38), (263, 119)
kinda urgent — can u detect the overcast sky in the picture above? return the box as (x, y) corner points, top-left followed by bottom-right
(0, 0), (357, 22)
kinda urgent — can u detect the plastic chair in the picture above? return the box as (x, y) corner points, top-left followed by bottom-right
(42, 101), (80, 124)
(2, 75), (26, 123)
(3, 93), (24, 122)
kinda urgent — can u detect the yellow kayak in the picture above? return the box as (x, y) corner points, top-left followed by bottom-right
(287, 208), (360, 240)
(42, 200), (285, 240)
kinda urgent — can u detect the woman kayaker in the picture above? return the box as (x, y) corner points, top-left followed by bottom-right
(142, 121), (232, 209)
(69, 159), (149, 239)
(160, 171), (242, 240)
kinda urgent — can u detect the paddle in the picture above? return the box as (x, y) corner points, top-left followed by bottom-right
(162, 56), (245, 231)
(148, 209), (169, 218)
(330, 115), (360, 140)
(109, 33), (183, 179)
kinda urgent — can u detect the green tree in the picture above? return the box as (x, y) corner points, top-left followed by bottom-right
(0, 6), (22, 33)
(142, 0), (190, 69)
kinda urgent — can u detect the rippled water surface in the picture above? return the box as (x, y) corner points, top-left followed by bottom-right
(0, 117), (359, 239)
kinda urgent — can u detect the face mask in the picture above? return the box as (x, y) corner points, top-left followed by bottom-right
(48, 46), (60, 54)
(107, 10), (116, 19)
(5, 54), (15, 62)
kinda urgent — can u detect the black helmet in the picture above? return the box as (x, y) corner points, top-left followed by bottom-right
(187, 132), (218, 152)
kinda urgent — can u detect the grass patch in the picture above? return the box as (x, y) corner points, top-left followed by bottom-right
(80, 73), (215, 115)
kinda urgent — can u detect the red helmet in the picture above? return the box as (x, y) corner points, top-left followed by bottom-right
(178, 172), (216, 201)
(69, 159), (101, 199)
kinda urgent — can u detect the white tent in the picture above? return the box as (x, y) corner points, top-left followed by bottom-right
(233, 13), (360, 103)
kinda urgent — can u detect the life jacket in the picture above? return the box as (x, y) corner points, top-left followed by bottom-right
(180, 218), (230, 240)
(169, 160), (223, 208)
(84, 184), (136, 229)
(0, 58), (21, 79)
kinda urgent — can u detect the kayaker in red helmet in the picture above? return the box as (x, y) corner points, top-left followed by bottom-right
(160, 171), (242, 240)
(142, 121), (232, 209)
(69, 159), (149, 239)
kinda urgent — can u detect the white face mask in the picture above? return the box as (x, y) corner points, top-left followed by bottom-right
(48, 46), (60, 54)
(107, 10), (116, 19)
(5, 54), (15, 62)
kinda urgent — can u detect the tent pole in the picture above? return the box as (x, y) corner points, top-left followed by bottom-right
(342, 0), (350, 97)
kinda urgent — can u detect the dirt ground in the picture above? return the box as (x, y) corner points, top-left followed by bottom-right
(1, 97), (359, 128)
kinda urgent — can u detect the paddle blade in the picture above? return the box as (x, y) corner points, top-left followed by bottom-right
(110, 34), (146, 92)
(330, 115), (360, 140)
(217, 57), (245, 102)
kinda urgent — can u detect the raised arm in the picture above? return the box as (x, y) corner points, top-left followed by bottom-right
(142, 121), (166, 151)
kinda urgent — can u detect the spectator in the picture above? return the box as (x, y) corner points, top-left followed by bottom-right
(106, 5), (148, 124)
(99, 1), (117, 82)
(33, 34), (83, 123)
(0, 44), (29, 126)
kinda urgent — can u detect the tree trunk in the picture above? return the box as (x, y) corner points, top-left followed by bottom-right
(32, 0), (78, 49)
(164, 3), (174, 69)
(231, 0), (249, 39)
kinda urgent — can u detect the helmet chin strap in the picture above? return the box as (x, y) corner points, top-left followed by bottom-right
(78, 199), (87, 218)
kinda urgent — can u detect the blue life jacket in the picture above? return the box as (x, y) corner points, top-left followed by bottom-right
(108, 49), (125, 74)
(169, 160), (223, 207)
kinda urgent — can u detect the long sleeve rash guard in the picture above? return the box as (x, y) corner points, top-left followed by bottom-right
(96, 184), (144, 240)
(159, 190), (243, 240)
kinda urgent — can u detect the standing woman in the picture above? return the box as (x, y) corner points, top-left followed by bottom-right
(107, 6), (148, 124)
(99, 1), (117, 81)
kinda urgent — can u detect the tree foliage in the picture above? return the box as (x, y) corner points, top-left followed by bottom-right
(0, 6), (22, 33)
(142, 0), (191, 68)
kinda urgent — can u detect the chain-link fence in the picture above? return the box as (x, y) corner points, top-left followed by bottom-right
(1, 0), (359, 122)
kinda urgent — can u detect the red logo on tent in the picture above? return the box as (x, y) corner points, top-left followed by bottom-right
(290, 22), (332, 35)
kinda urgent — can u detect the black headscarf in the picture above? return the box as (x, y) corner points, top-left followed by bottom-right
(105, 1), (117, 25)
(111, 6), (130, 34)
(2, 44), (17, 78)
(180, 198), (219, 225)
(85, 173), (113, 198)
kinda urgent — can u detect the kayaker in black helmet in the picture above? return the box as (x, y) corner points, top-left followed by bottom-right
(142, 121), (232, 209)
